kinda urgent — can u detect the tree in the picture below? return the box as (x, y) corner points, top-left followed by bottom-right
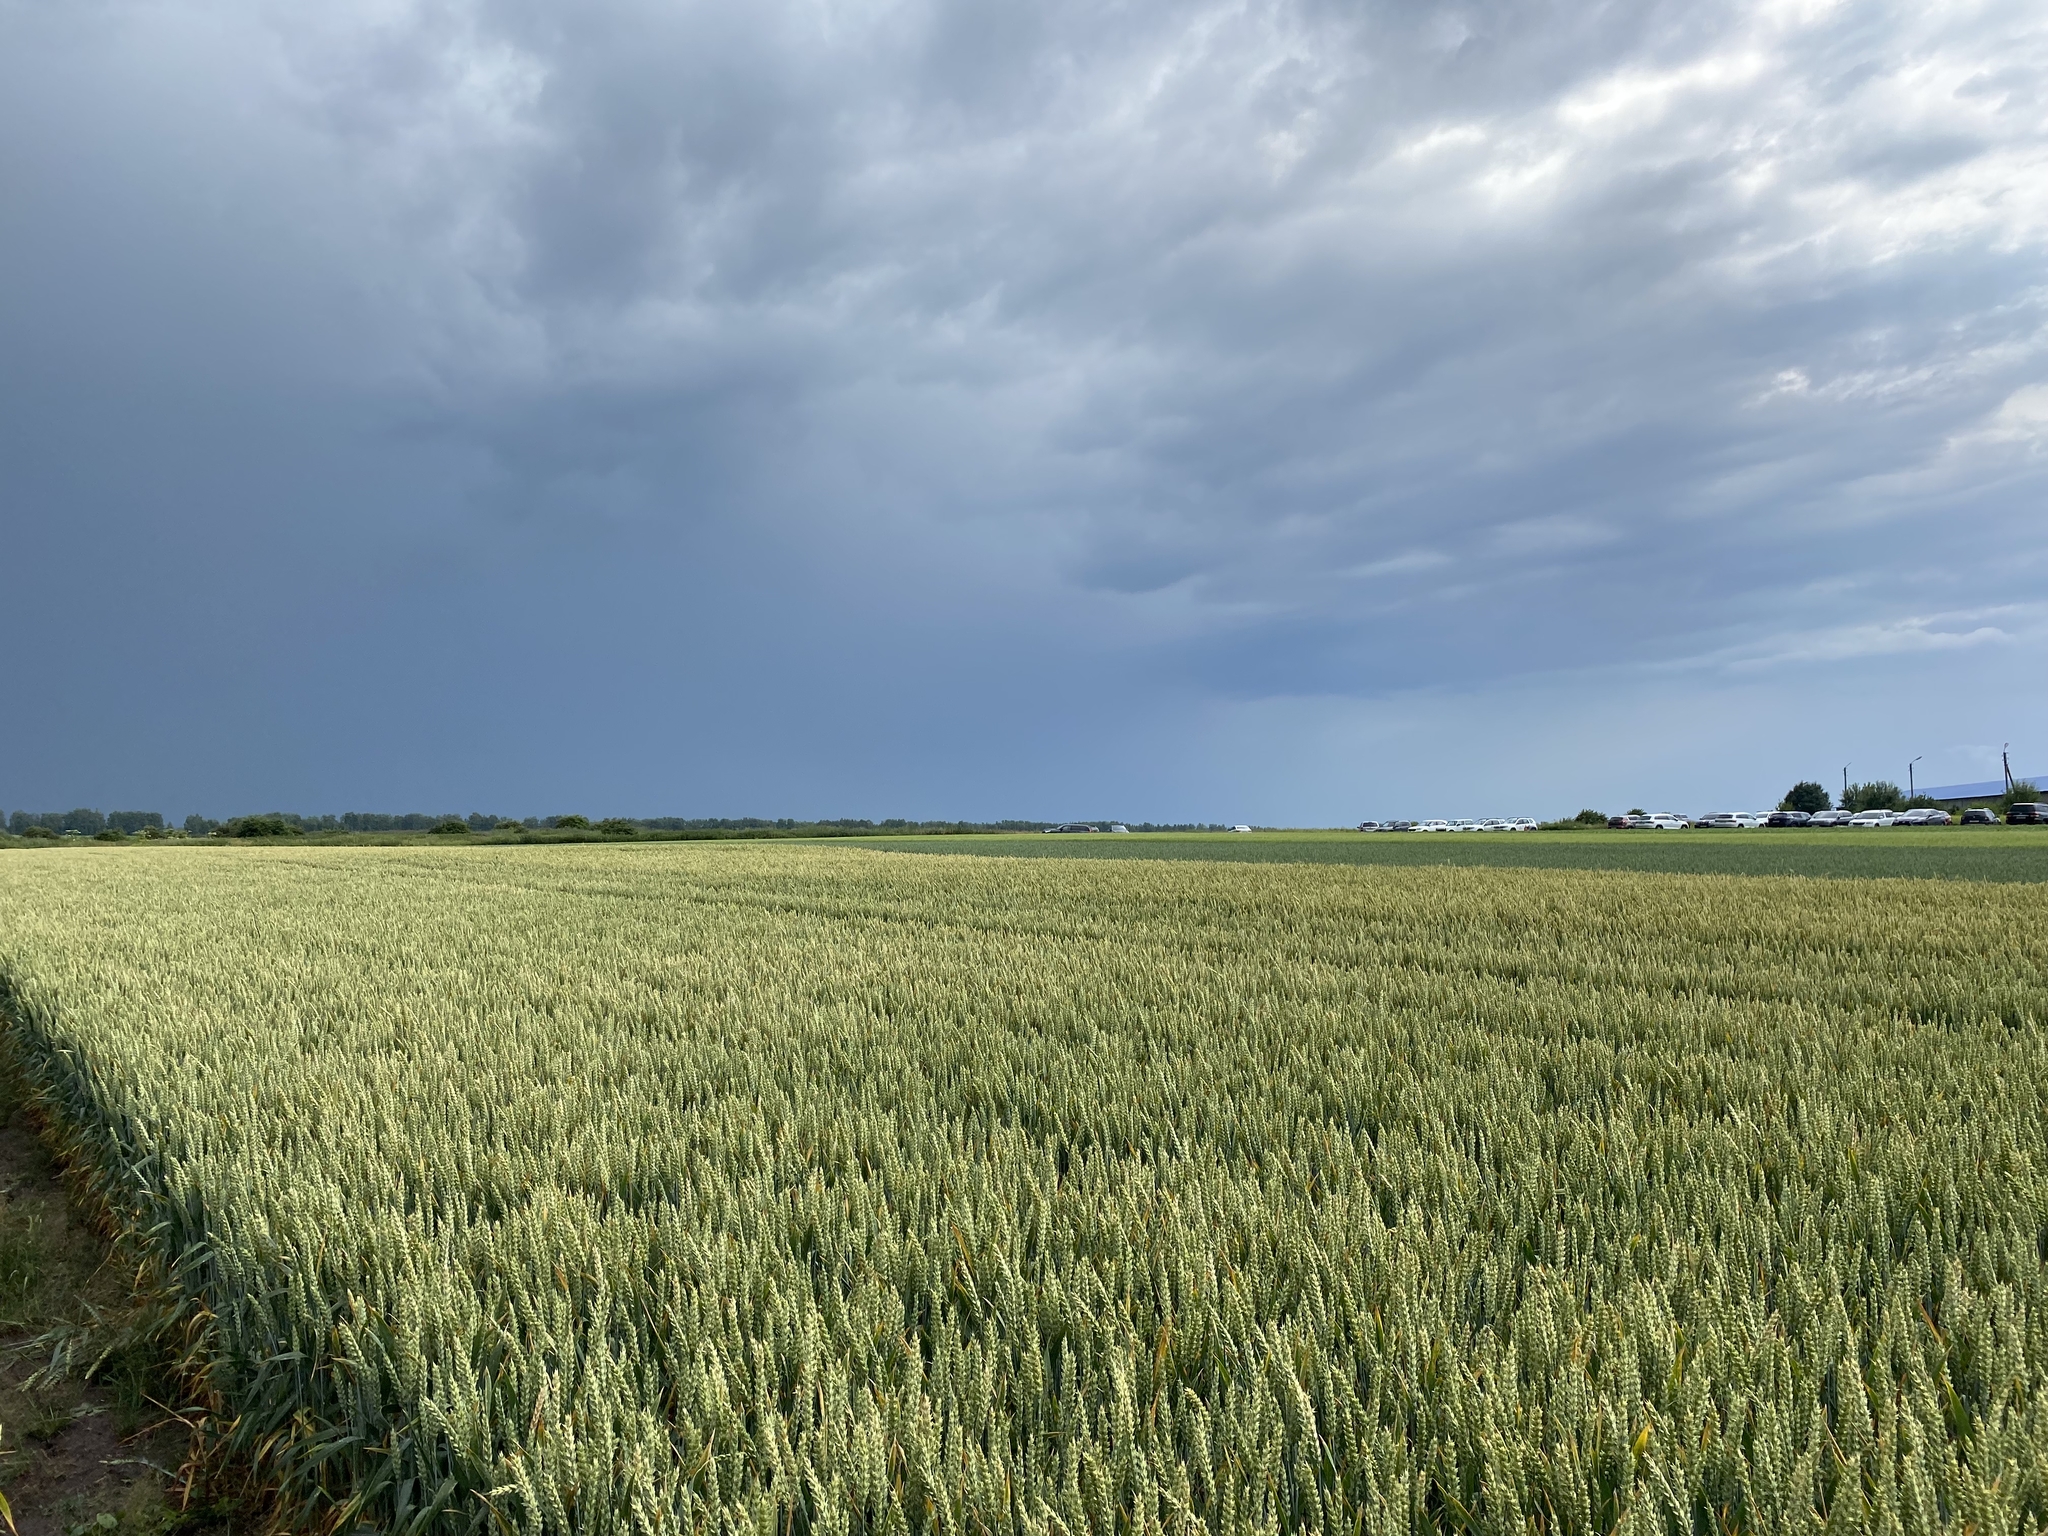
(21, 825), (57, 840)
(1842, 780), (1905, 813)
(9, 810), (104, 835)
(1572, 809), (1607, 825)
(430, 819), (470, 834)
(1999, 779), (2042, 813)
(220, 815), (302, 838)
(1780, 782), (1831, 814)
(553, 815), (592, 830)
(184, 815), (218, 837)
(596, 818), (638, 836)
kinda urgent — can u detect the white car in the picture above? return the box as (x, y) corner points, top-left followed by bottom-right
(1694, 812), (1741, 829)
(1231, 824), (1253, 833)
(1846, 809), (1897, 827)
(1416, 820), (1451, 832)
(1638, 813), (1692, 830)
(1508, 818), (1540, 831)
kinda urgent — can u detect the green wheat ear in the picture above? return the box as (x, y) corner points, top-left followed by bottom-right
(0, 842), (2043, 1533)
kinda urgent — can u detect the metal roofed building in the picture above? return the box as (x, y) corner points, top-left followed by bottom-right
(1922, 774), (2044, 804)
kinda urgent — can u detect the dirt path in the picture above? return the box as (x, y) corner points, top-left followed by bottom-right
(0, 1077), (240, 1534)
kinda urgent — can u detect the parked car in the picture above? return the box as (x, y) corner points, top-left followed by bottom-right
(1231, 824), (1254, 833)
(1607, 814), (1636, 828)
(1508, 818), (1540, 831)
(1805, 809), (1850, 826)
(1638, 813), (1690, 830)
(1893, 808), (1950, 825)
(1961, 806), (1999, 825)
(1846, 809), (1898, 827)
(1695, 812), (1741, 828)
(1417, 820), (1452, 832)
(2007, 803), (2048, 824)
(1766, 810), (1811, 826)
(1356, 822), (1382, 832)
(1045, 823), (1098, 833)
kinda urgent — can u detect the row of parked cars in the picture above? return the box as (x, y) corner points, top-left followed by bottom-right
(1355, 806), (2046, 832)
(1357, 819), (1543, 832)
(1608, 806), (2034, 828)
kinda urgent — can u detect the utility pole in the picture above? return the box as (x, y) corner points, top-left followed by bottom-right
(2004, 745), (2014, 794)
(1842, 764), (1850, 805)
(1910, 757), (1921, 799)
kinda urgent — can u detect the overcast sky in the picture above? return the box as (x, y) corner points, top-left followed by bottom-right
(4, 0), (2044, 822)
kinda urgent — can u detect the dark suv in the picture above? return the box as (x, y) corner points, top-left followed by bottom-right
(2007, 803), (2048, 824)
(1961, 806), (1999, 825)
(1766, 810), (1810, 826)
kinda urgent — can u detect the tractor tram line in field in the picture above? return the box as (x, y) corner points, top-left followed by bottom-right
(0, 842), (2043, 1534)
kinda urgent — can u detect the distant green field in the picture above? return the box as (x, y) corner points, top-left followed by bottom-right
(855, 826), (2048, 880)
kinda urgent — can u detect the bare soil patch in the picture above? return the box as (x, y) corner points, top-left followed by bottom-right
(0, 1078), (242, 1535)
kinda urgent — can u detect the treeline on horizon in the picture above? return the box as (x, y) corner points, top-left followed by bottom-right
(5, 809), (1235, 840)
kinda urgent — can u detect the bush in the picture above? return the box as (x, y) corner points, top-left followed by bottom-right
(1780, 781), (1831, 814)
(219, 815), (302, 839)
(553, 815), (592, 830)
(93, 829), (126, 842)
(430, 819), (470, 835)
(21, 826), (58, 841)
(1842, 781), (1905, 813)
(1999, 779), (2042, 813)
(596, 818), (639, 836)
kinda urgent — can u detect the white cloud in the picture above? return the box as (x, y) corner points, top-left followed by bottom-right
(1686, 606), (2041, 672)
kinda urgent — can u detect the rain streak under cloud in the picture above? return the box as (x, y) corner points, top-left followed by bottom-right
(3, 0), (2045, 821)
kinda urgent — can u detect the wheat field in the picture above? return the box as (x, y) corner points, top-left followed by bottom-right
(0, 843), (2043, 1535)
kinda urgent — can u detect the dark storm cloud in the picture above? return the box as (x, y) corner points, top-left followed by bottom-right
(2, 0), (2045, 818)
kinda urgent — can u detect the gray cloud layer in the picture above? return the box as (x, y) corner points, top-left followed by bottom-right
(3, 0), (2045, 818)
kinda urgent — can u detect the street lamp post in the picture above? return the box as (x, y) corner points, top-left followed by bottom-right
(1910, 757), (1922, 800)
(1842, 764), (1850, 806)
